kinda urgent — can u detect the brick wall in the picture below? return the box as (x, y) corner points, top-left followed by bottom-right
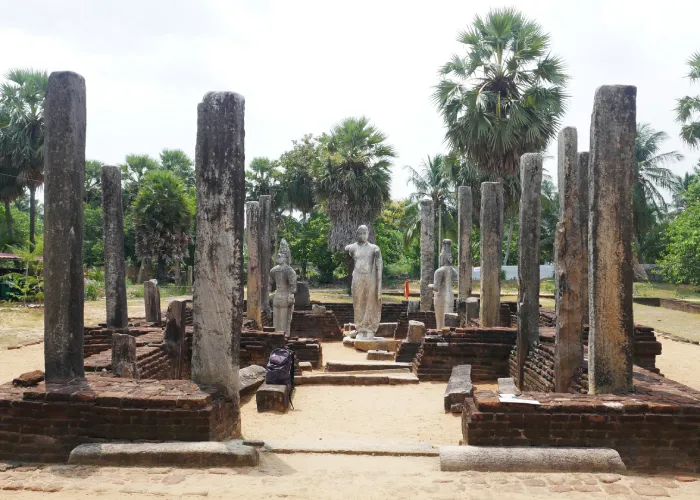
(462, 366), (700, 473)
(413, 327), (517, 381)
(83, 325), (162, 358)
(287, 338), (323, 368)
(289, 311), (342, 339)
(240, 331), (286, 368)
(0, 377), (238, 463)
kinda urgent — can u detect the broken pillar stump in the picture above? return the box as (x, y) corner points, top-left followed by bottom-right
(444, 365), (473, 412)
(406, 320), (426, 344)
(256, 383), (290, 412)
(112, 333), (138, 378)
(144, 280), (161, 323)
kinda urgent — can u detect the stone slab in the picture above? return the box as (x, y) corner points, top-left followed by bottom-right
(263, 439), (438, 457)
(295, 373), (419, 385)
(376, 322), (398, 338)
(256, 383), (290, 412)
(298, 361), (313, 372)
(497, 377), (518, 395)
(440, 446), (626, 473)
(325, 360), (412, 372)
(239, 365), (266, 396)
(444, 365), (473, 412)
(69, 441), (259, 467)
(367, 350), (395, 361)
(353, 338), (401, 352)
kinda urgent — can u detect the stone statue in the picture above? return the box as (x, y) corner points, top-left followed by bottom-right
(429, 239), (458, 330)
(270, 239), (297, 336)
(345, 225), (383, 339)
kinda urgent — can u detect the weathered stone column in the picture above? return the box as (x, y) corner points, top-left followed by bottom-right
(193, 92), (245, 426)
(112, 333), (138, 378)
(516, 153), (542, 389)
(259, 195), (272, 316)
(554, 127), (585, 393)
(164, 299), (187, 378)
(458, 186), (473, 299)
(144, 279), (161, 323)
(579, 152), (590, 325)
(420, 198), (434, 312)
(101, 165), (128, 329)
(43, 71), (86, 381)
(479, 182), (503, 327)
(588, 86), (636, 394)
(246, 201), (262, 326)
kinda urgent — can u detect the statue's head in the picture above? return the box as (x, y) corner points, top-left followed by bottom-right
(357, 225), (369, 243)
(439, 239), (453, 267)
(276, 238), (292, 266)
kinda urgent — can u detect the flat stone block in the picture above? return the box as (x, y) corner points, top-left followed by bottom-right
(325, 360), (412, 372)
(342, 337), (355, 347)
(367, 350), (395, 361)
(295, 373), (419, 385)
(497, 377), (519, 395)
(69, 441), (259, 467)
(406, 320), (426, 343)
(444, 365), (473, 412)
(353, 338), (401, 352)
(440, 446), (626, 473)
(376, 322), (398, 338)
(256, 383), (290, 412)
(239, 365), (266, 396)
(263, 439), (438, 457)
(298, 361), (313, 372)
(444, 313), (459, 328)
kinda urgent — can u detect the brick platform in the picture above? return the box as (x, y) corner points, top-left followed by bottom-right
(287, 338), (323, 369)
(0, 377), (239, 463)
(83, 324), (162, 357)
(84, 345), (172, 379)
(289, 311), (342, 339)
(462, 366), (700, 473)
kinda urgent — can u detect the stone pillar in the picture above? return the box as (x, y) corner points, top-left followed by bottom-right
(101, 165), (129, 329)
(458, 186), (473, 300)
(554, 127), (585, 393)
(164, 299), (187, 378)
(43, 71), (86, 381)
(112, 333), (138, 378)
(579, 152), (590, 325)
(588, 86), (636, 394)
(187, 265), (193, 286)
(144, 279), (161, 323)
(192, 92), (245, 425)
(246, 201), (262, 326)
(516, 153), (542, 389)
(259, 195), (272, 316)
(419, 198), (434, 312)
(479, 182), (503, 327)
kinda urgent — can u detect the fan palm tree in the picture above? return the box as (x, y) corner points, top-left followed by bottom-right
(433, 8), (568, 181)
(633, 123), (683, 277)
(0, 69), (49, 250)
(245, 157), (282, 202)
(315, 116), (395, 252)
(675, 51), (700, 149)
(406, 154), (456, 246)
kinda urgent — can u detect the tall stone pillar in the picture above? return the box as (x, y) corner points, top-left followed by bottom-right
(259, 195), (272, 317)
(164, 299), (187, 378)
(193, 92), (245, 429)
(246, 201), (262, 326)
(554, 127), (585, 393)
(419, 198), (434, 312)
(43, 71), (86, 381)
(579, 152), (590, 325)
(458, 186), (472, 299)
(479, 182), (503, 327)
(101, 165), (129, 329)
(516, 154), (542, 389)
(588, 85), (636, 394)
(144, 280), (161, 323)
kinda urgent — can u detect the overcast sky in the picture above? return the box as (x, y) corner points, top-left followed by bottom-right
(2, 0), (699, 200)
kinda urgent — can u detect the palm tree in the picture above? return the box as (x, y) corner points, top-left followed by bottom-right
(433, 8), (568, 181)
(675, 51), (700, 148)
(406, 154), (455, 245)
(633, 123), (683, 277)
(0, 69), (49, 250)
(278, 134), (318, 221)
(245, 157), (282, 202)
(315, 116), (395, 252)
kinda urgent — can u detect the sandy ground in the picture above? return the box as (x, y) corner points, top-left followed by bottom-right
(633, 303), (700, 342)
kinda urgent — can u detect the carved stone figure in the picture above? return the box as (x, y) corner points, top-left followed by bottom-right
(429, 240), (458, 330)
(345, 225), (383, 339)
(270, 239), (297, 336)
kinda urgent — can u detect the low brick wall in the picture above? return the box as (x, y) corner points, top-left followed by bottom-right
(462, 366), (700, 473)
(287, 338), (323, 369)
(83, 324), (162, 358)
(240, 331), (286, 368)
(396, 311), (436, 339)
(290, 311), (342, 339)
(84, 345), (172, 380)
(0, 377), (238, 463)
(634, 297), (700, 315)
(413, 328), (517, 381)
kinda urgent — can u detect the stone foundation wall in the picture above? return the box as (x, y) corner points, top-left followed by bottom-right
(83, 324), (161, 358)
(462, 367), (700, 473)
(240, 331), (286, 368)
(0, 378), (238, 463)
(396, 311), (436, 339)
(84, 345), (172, 380)
(287, 338), (323, 369)
(413, 328), (517, 381)
(634, 297), (700, 315)
(289, 311), (342, 339)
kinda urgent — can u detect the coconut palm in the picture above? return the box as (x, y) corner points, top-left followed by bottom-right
(315, 116), (395, 252)
(675, 51), (700, 148)
(433, 8), (568, 180)
(406, 154), (456, 245)
(0, 69), (49, 250)
(245, 157), (282, 202)
(278, 134), (318, 221)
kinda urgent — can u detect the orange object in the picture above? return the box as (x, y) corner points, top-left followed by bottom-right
(404, 280), (410, 299)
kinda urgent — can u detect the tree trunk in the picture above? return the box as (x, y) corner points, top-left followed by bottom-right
(29, 185), (36, 251)
(632, 233), (649, 281)
(503, 211), (514, 265)
(4, 199), (13, 242)
(438, 206), (442, 246)
(301, 210), (308, 281)
(346, 253), (354, 296)
(156, 256), (168, 284)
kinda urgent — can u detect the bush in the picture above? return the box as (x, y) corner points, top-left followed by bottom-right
(84, 280), (102, 301)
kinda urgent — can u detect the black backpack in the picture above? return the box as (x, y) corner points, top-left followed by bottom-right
(265, 348), (295, 406)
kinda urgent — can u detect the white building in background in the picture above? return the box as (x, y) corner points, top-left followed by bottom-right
(472, 264), (554, 281)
